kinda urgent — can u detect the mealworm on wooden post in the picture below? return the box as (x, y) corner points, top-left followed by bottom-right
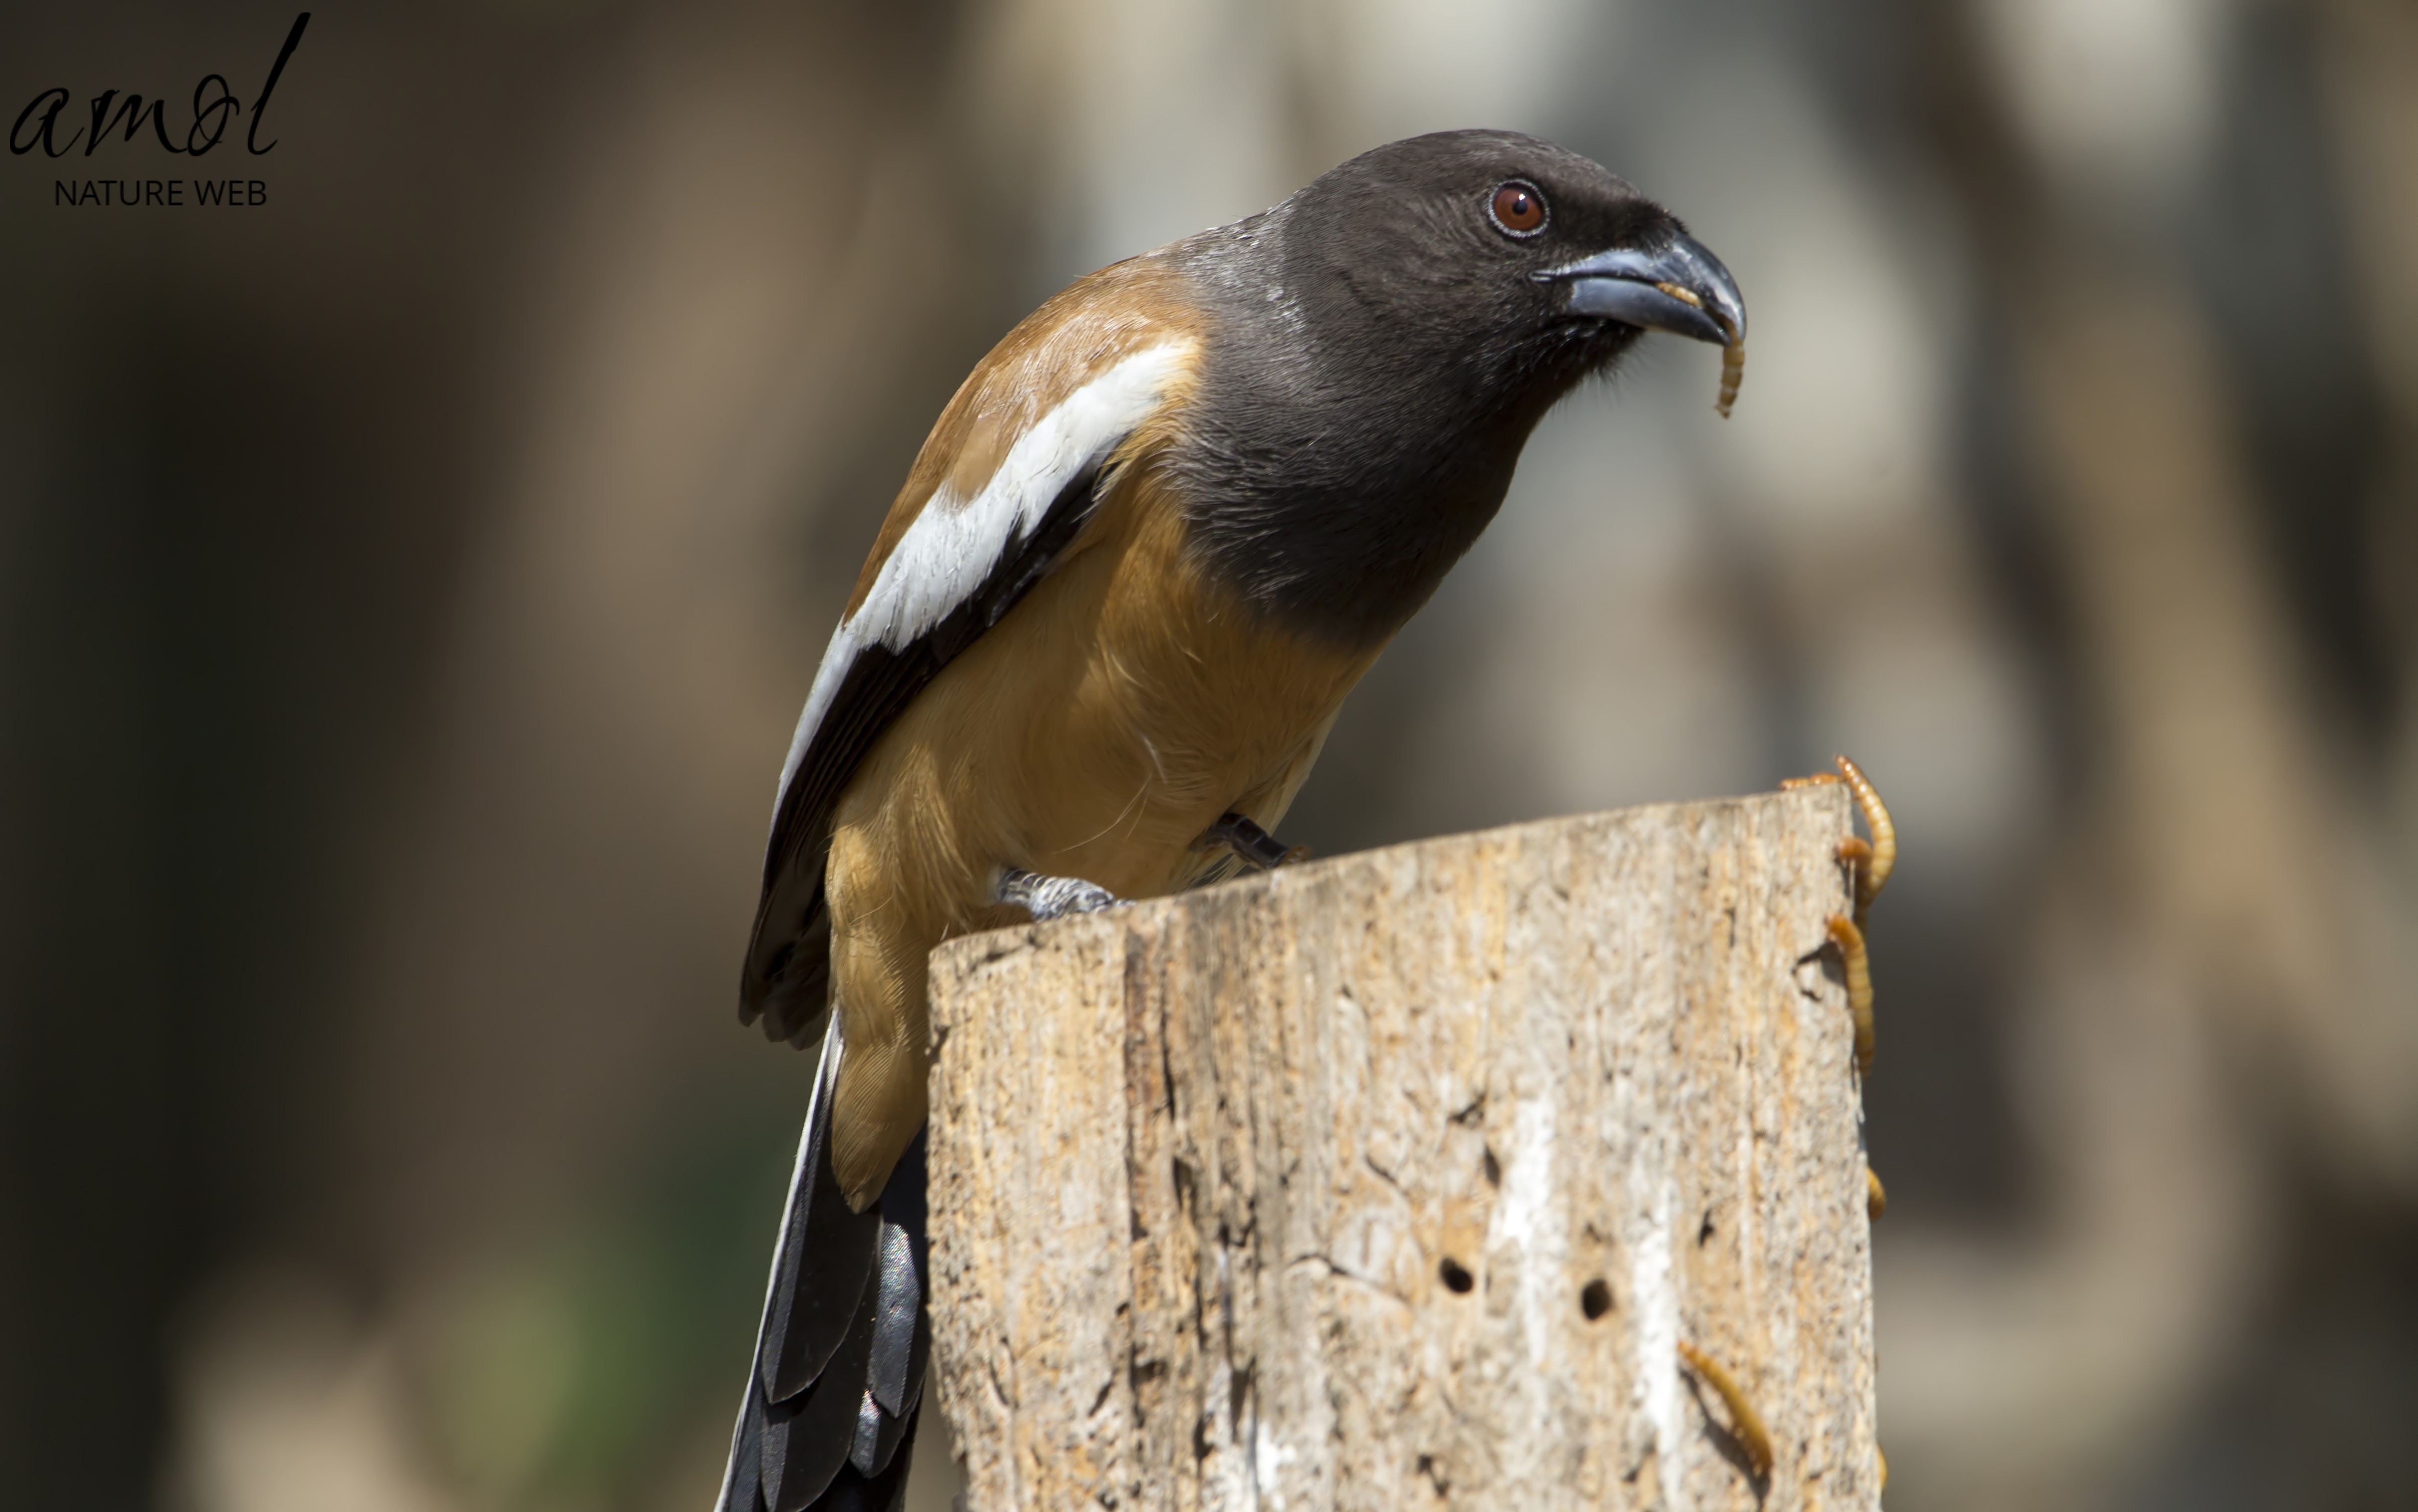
(1784, 757), (1896, 925)
(1827, 912), (1874, 1078)
(1836, 834), (1874, 905)
(1655, 279), (1746, 417)
(1831, 754), (1895, 920)
(1865, 1165), (1887, 1221)
(1676, 1339), (1775, 1480)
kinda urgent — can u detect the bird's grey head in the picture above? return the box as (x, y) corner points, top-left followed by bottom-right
(1175, 129), (1747, 643)
(1257, 129), (1743, 404)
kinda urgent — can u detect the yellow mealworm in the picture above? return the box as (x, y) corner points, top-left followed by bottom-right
(1832, 754), (1895, 916)
(1786, 757), (1895, 924)
(1836, 833), (1873, 881)
(1676, 1339), (1775, 1480)
(1865, 1164), (1887, 1222)
(1828, 912), (1874, 1078)
(1655, 279), (1746, 417)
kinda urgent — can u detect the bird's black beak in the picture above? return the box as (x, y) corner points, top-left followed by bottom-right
(1539, 231), (1746, 348)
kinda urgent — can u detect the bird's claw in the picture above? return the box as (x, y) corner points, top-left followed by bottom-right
(993, 866), (1121, 921)
(1193, 810), (1311, 871)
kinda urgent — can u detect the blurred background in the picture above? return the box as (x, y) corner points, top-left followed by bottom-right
(3, 1), (2414, 1509)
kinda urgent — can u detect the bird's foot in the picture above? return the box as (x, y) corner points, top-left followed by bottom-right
(993, 866), (1120, 921)
(1193, 811), (1311, 871)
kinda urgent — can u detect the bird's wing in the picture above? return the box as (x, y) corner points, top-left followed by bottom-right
(723, 262), (1201, 1512)
(740, 259), (1199, 1044)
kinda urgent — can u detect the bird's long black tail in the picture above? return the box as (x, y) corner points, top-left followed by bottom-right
(715, 1017), (929, 1512)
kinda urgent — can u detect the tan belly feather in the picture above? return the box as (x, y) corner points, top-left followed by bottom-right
(820, 474), (1378, 1203)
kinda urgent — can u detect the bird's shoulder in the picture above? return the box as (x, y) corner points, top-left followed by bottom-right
(842, 252), (1209, 630)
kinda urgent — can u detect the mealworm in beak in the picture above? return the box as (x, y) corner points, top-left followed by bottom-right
(1655, 280), (1746, 417)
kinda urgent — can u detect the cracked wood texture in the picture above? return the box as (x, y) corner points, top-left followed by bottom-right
(925, 788), (1879, 1511)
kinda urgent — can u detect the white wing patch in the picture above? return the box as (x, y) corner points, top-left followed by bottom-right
(773, 342), (1188, 806)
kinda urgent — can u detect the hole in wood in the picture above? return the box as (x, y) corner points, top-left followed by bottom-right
(1438, 1256), (1475, 1293)
(1580, 1278), (1613, 1320)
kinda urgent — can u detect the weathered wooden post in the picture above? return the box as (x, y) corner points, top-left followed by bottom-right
(925, 787), (1879, 1511)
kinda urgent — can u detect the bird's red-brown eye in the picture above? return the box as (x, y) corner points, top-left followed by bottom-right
(1489, 181), (1547, 236)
